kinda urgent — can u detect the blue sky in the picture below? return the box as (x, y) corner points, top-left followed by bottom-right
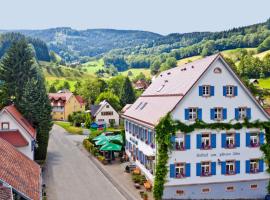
(0, 0), (269, 35)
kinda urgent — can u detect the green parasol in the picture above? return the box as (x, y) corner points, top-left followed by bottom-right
(100, 142), (122, 151)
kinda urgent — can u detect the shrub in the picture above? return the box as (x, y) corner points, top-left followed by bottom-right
(132, 174), (141, 183)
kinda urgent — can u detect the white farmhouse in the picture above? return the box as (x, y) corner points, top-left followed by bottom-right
(91, 100), (120, 127)
(122, 54), (270, 199)
(0, 105), (36, 160)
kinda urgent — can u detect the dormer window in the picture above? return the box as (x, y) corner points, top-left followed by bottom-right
(214, 67), (222, 74)
(1, 122), (9, 130)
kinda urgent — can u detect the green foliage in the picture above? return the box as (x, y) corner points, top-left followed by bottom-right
(258, 36), (270, 53)
(95, 91), (121, 111)
(55, 121), (83, 135)
(85, 113), (91, 129)
(154, 114), (270, 200)
(0, 32), (50, 61)
(0, 39), (52, 160)
(107, 75), (126, 96)
(68, 111), (87, 127)
(120, 77), (136, 106)
(77, 78), (102, 104)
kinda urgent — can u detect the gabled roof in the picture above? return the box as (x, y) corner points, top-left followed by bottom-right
(48, 92), (73, 101)
(0, 138), (41, 200)
(0, 130), (29, 147)
(121, 104), (132, 113)
(3, 105), (36, 139)
(123, 54), (269, 126)
(142, 54), (218, 97)
(91, 100), (118, 117)
(90, 105), (101, 117)
(75, 95), (85, 106)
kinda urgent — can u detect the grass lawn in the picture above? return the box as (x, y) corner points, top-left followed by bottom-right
(54, 121), (83, 135)
(254, 50), (270, 59)
(258, 78), (270, 89)
(119, 68), (151, 78)
(82, 59), (104, 74)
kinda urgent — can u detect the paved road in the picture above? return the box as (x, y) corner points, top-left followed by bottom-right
(43, 125), (126, 200)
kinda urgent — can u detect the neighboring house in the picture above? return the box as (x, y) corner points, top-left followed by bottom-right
(134, 79), (149, 90)
(122, 54), (270, 199)
(48, 91), (85, 121)
(90, 100), (119, 127)
(0, 138), (41, 200)
(249, 79), (259, 85)
(0, 105), (36, 160)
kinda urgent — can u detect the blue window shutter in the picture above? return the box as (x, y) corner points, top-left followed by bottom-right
(185, 135), (190, 150)
(185, 109), (189, 120)
(259, 132), (264, 145)
(197, 108), (202, 120)
(197, 134), (202, 149)
(199, 86), (203, 96)
(222, 108), (227, 120)
(234, 86), (238, 96)
(235, 108), (239, 120)
(31, 140), (35, 151)
(171, 135), (176, 144)
(210, 86), (215, 96)
(210, 108), (215, 120)
(148, 130), (151, 144)
(246, 108), (251, 120)
(221, 162), (226, 175)
(196, 163), (201, 176)
(221, 133), (226, 148)
(223, 86), (227, 96)
(170, 164), (175, 178)
(211, 162), (216, 175)
(185, 163), (191, 177)
(235, 133), (240, 147)
(246, 133), (251, 147)
(259, 159), (264, 172)
(235, 161), (240, 174)
(211, 134), (216, 148)
(246, 160), (250, 173)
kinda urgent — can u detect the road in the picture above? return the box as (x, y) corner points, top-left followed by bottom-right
(43, 125), (126, 200)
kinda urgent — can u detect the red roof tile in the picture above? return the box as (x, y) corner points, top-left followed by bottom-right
(0, 185), (12, 200)
(0, 130), (29, 147)
(48, 92), (73, 101)
(3, 105), (36, 139)
(75, 95), (85, 105)
(0, 138), (41, 200)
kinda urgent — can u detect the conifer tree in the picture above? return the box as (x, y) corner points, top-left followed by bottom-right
(120, 77), (136, 106)
(0, 39), (52, 160)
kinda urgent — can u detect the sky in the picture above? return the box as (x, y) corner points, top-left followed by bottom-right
(0, 0), (269, 35)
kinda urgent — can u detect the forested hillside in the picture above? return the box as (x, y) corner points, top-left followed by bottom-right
(0, 32), (50, 61)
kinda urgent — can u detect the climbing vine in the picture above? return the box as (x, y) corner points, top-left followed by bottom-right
(153, 113), (270, 200)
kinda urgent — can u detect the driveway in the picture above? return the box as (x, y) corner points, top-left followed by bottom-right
(43, 125), (126, 200)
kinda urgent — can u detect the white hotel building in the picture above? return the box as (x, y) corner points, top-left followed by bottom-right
(122, 54), (270, 199)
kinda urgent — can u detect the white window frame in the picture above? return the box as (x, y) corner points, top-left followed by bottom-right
(226, 161), (235, 175)
(226, 85), (235, 97)
(226, 133), (235, 148)
(238, 107), (247, 120)
(250, 159), (259, 173)
(175, 135), (185, 150)
(175, 163), (186, 178)
(202, 85), (210, 97)
(189, 108), (198, 120)
(250, 133), (259, 147)
(214, 108), (223, 120)
(201, 133), (211, 149)
(201, 161), (211, 176)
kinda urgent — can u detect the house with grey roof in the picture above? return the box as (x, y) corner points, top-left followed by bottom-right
(90, 100), (119, 127)
(122, 54), (270, 199)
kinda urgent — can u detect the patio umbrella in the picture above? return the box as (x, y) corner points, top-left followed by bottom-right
(92, 134), (106, 141)
(100, 142), (122, 151)
(109, 134), (123, 144)
(95, 138), (109, 146)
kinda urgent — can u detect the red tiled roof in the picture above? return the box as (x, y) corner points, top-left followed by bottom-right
(0, 130), (29, 147)
(0, 185), (12, 200)
(75, 95), (85, 105)
(0, 138), (41, 200)
(48, 92), (73, 101)
(3, 105), (36, 139)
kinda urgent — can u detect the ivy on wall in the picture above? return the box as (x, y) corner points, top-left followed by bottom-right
(153, 113), (270, 200)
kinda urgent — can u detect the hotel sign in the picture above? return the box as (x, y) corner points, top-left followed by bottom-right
(196, 152), (240, 158)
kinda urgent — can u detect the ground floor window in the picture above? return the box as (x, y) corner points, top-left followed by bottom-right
(250, 184), (258, 190)
(176, 190), (184, 196)
(226, 186), (235, 192)
(201, 188), (210, 193)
